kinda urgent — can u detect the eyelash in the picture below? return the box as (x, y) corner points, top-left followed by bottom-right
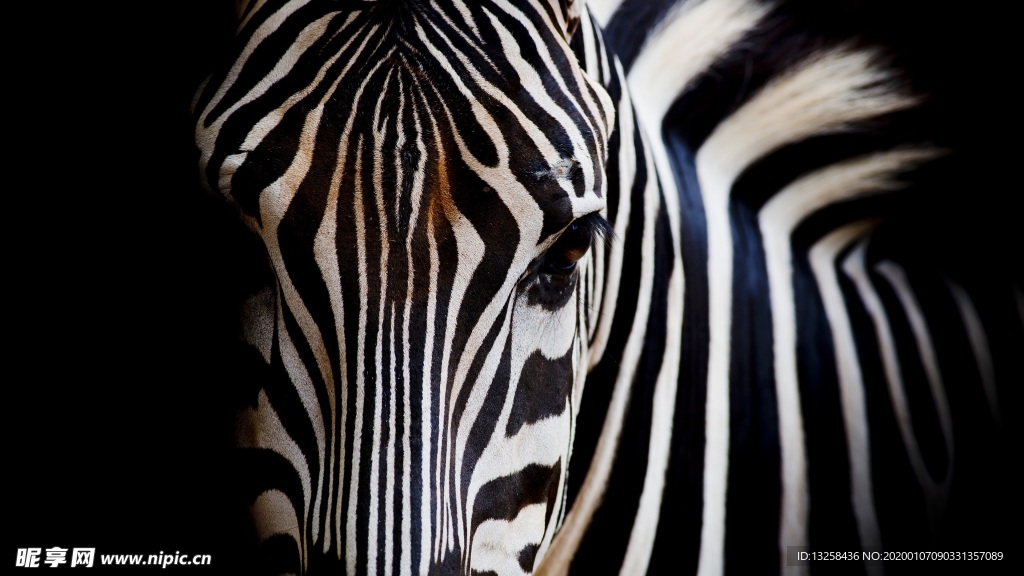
(527, 212), (613, 309)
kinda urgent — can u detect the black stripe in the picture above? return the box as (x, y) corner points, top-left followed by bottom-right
(648, 144), (707, 576)
(240, 448), (308, 573)
(470, 462), (562, 531)
(662, 11), (859, 153)
(837, 245), (932, 550)
(791, 249), (861, 555)
(457, 300), (513, 496)
(602, 0), (680, 72)
(723, 197), (781, 575)
(571, 194), (674, 574)
(506, 347), (574, 437)
(565, 110), (649, 507)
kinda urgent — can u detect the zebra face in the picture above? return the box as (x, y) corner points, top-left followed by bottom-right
(194, 1), (614, 573)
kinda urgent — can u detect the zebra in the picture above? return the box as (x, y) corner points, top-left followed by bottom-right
(192, 0), (1018, 574)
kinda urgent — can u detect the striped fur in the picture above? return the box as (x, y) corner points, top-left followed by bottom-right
(193, 0), (1018, 574)
(555, 2), (1017, 575)
(196, 1), (616, 573)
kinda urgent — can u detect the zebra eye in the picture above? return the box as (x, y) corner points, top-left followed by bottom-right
(530, 213), (612, 308)
(541, 221), (594, 275)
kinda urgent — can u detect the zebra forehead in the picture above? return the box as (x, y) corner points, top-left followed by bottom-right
(199, 1), (611, 236)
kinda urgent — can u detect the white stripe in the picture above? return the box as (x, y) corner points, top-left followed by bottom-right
(251, 489), (303, 552)
(399, 79), (427, 576)
(325, 47), (402, 573)
(489, 1), (614, 197)
(316, 58), (379, 556)
(873, 260), (954, 524)
(632, 5), (767, 573)
(947, 282), (1001, 424)
(808, 223), (882, 575)
(466, 280), (582, 569)
(456, 302), (518, 571)
(196, 0), (318, 131)
(588, 62), (636, 370)
(621, 28), (689, 567)
(404, 23), (504, 557)
(273, 298), (323, 545)
(196, 11), (352, 180)
(620, 238), (684, 575)
(421, 109), (443, 575)
(472, 503), (548, 576)
(760, 150), (938, 572)
(235, 0), (266, 31)
(365, 68), (399, 576)
(413, 17), (601, 556)
(586, 0), (624, 27)
(628, 0), (770, 128)
(385, 306), (398, 574)
(537, 86), (660, 576)
(844, 248), (952, 532)
(346, 136), (368, 576)
(258, 104), (351, 557)
(695, 46), (918, 576)
(239, 388), (312, 570)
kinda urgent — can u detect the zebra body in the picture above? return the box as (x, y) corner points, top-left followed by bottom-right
(193, 0), (1018, 574)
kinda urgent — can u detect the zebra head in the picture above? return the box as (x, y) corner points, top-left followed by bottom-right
(193, 1), (614, 573)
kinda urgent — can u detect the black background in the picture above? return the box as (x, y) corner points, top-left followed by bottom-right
(9, 1), (1018, 574)
(11, 2), (247, 571)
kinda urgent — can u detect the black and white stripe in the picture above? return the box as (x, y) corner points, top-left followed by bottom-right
(195, 1), (619, 574)
(193, 1), (1018, 574)
(550, 1), (1017, 575)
